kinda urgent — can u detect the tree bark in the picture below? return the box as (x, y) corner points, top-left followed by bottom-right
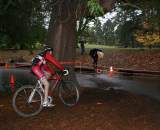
(47, 15), (76, 61)
(46, 2), (78, 84)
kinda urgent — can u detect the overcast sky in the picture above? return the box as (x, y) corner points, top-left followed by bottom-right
(88, 11), (117, 27)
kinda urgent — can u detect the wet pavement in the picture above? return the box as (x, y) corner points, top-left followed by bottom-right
(0, 68), (160, 101)
(0, 68), (37, 91)
(77, 72), (160, 101)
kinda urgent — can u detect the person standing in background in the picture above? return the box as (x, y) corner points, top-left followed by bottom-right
(89, 48), (104, 69)
(79, 36), (86, 55)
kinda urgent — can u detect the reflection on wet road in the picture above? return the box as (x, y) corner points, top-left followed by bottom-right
(0, 68), (160, 101)
(0, 68), (37, 91)
(77, 73), (160, 101)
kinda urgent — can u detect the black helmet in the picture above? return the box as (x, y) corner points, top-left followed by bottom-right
(44, 45), (53, 52)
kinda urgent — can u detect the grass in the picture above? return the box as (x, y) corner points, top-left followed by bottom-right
(79, 44), (160, 52)
(84, 44), (115, 49)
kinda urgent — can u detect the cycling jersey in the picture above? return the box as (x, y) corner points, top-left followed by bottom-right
(32, 51), (46, 66)
(31, 50), (64, 79)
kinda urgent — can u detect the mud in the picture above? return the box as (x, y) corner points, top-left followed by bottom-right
(0, 87), (160, 130)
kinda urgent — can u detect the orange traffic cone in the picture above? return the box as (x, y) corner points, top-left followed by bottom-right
(109, 66), (113, 72)
(5, 63), (9, 69)
(10, 74), (15, 92)
(108, 66), (113, 77)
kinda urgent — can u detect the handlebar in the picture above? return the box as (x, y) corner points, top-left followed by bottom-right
(55, 69), (69, 76)
(48, 69), (69, 81)
(63, 69), (69, 76)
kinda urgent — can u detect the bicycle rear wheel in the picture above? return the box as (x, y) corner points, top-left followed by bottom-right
(12, 85), (43, 117)
(59, 81), (79, 106)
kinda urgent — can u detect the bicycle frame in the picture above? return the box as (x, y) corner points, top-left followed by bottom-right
(36, 72), (63, 97)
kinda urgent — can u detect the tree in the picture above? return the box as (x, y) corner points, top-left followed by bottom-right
(45, 0), (116, 82)
(0, 0), (48, 49)
(102, 20), (116, 45)
(115, 0), (160, 47)
(94, 19), (104, 44)
(133, 0), (160, 47)
(46, 0), (116, 59)
(76, 17), (92, 47)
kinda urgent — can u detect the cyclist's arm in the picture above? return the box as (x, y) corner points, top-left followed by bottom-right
(45, 52), (64, 71)
(42, 64), (56, 75)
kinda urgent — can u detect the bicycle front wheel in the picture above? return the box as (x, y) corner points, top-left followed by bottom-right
(12, 85), (43, 117)
(59, 81), (79, 106)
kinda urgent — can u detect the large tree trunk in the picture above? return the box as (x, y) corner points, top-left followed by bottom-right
(46, 2), (78, 84)
(46, 0), (116, 84)
(47, 15), (76, 61)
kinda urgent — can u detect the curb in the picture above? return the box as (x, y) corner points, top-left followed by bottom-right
(117, 68), (160, 74)
(1, 62), (160, 76)
(75, 66), (160, 76)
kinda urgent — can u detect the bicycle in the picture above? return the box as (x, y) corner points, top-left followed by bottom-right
(12, 70), (79, 117)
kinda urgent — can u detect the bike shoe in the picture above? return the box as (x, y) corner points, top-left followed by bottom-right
(43, 101), (55, 107)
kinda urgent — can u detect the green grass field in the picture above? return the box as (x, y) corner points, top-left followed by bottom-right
(84, 44), (115, 49)
(79, 44), (160, 52)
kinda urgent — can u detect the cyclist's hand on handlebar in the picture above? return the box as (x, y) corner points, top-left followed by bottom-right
(63, 69), (69, 76)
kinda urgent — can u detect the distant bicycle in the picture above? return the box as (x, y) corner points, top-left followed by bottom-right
(12, 70), (79, 117)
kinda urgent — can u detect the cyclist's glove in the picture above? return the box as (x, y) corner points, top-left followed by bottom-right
(63, 69), (69, 76)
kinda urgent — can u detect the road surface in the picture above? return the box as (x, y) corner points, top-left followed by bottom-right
(0, 68), (160, 101)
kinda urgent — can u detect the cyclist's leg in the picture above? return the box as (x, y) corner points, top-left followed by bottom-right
(40, 77), (50, 104)
(32, 65), (49, 103)
(39, 68), (55, 107)
(41, 64), (56, 95)
(32, 65), (44, 79)
(40, 77), (55, 107)
(41, 78), (55, 107)
(42, 64), (56, 78)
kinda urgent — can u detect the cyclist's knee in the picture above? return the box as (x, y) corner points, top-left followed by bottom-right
(41, 77), (49, 87)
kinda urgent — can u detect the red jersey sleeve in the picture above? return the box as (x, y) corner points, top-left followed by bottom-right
(42, 64), (56, 75)
(45, 52), (64, 71)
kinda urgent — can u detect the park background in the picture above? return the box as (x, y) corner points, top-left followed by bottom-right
(0, 0), (160, 72)
(0, 1), (160, 130)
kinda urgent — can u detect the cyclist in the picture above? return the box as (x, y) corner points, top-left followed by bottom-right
(89, 48), (104, 69)
(31, 45), (68, 107)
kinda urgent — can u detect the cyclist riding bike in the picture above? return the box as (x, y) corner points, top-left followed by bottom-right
(31, 45), (68, 107)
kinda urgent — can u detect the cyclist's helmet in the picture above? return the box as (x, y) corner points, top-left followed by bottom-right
(43, 45), (53, 53)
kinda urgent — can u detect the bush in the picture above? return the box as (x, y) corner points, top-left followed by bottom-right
(0, 33), (11, 49)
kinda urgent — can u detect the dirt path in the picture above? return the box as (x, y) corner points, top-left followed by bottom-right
(1, 49), (160, 71)
(0, 87), (160, 130)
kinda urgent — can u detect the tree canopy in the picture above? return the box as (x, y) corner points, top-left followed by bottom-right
(0, 0), (49, 49)
(0, 0), (159, 49)
(84, 0), (160, 48)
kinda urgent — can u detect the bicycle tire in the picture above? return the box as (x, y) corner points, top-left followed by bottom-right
(58, 81), (79, 106)
(12, 85), (43, 117)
